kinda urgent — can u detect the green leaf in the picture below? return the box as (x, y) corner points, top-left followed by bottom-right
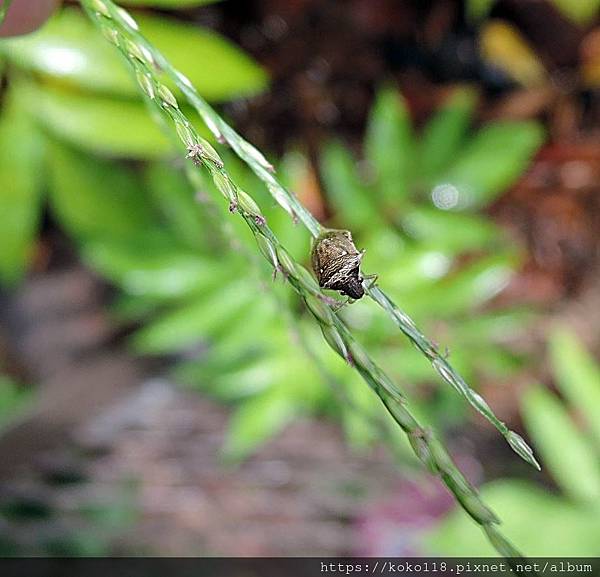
(419, 89), (476, 181)
(452, 309), (532, 343)
(427, 479), (600, 556)
(110, 293), (163, 322)
(0, 375), (33, 431)
(0, 88), (44, 284)
(177, 349), (276, 402)
(341, 408), (378, 451)
(84, 237), (233, 298)
(47, 141), (155, 240)
(466, 0), (498, 22)
(401, 252), (518, 318)
(522, 384), (600, 503)
(0, 8), (133, 96)
(131, 280), (255, 353)
(136, 13), (268, 101)
(144, 162), (208, 250)
(548, 0), (600, 25)
(475, 347), (525, 379)
(320, 141), (384, 230)
(222, 388), (298, 462)
(436, 121), (544, 209)
(119, 0), (220, 7)
(26, 83), (174, 158)
(549, 328), (600, 445)
(0, 8), (267, 101)
(399, 206), (501, 253)
(365, 87), (414, 203)
(371, 245), (450, 294)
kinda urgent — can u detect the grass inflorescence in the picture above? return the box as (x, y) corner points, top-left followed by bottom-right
(85, 0), (540, 472)
(80, 0), (539, 564)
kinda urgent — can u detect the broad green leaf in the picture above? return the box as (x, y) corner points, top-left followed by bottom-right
(436, 121), (544, 209)
(131, 280), (255, 353)
(47, 141), (155, 240)
(401, 252), (517, 318)
(176, 346), (276, 402)
(110, 293), (164, 322)
(136, 13), (268, 101)
(214, 351), (310, 400)
(26, 84), (174, 158)
(549, 0), (600, 25)
(223, 388), (298, 461)
(0, 9), (133, 96)
(549, 328), (600, 444)
(452, 309), (532, 343)
(427, 479), (600, 556)
(0, 89), (44, 284)
(522, 385), (600, 503)
(85, 237), (234, 298)
(419, 89), (476, 182)
(320, 141), (384, 230)
(475, 347), (525, 379)
(399, 206), (500, 253)
(372, 246), (452, 294)
(0, 8), (267, 101)
(365, 87), (414, 203)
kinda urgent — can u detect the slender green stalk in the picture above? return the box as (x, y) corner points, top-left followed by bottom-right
(184, 164), (412, 464)
(87, 1), (540, 471)
(80, 0), (537, 566)
(0, 0), (14, 26)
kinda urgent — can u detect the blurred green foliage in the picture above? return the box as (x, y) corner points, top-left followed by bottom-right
(467, 0), (600, 25)
(0, 6), (265, 159)
(0, 374), (32, 432)
(1, 7), (267, 100)
(0, 3), (544, 461)
(319, 87), (542, 426)
(427, 328), (600, 556)
(0, 52), (543, 462)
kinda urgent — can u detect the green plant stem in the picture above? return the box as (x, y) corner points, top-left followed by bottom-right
(101, 4), (540, 472)
(185, 162), (402, 453)
(0, 0), (14, 25)
(81, 0), (536, 565)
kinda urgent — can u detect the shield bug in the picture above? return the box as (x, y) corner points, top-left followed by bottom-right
(311, 229), (365, 300)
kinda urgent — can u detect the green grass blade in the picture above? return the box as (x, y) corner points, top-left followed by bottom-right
(522, 384), (600, 503)
(549, 327), (600, 445)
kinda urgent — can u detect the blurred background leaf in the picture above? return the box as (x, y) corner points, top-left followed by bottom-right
(549, 0), (600, 25)
(0, 8), (267, 101)
(427, 329), (600, 556)
(0, 88), (44, 284)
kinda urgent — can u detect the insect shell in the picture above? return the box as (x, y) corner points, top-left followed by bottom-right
(311, 229), (365, 300)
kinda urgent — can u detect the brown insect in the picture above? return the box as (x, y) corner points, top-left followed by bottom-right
(311, 229), (365, 300)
